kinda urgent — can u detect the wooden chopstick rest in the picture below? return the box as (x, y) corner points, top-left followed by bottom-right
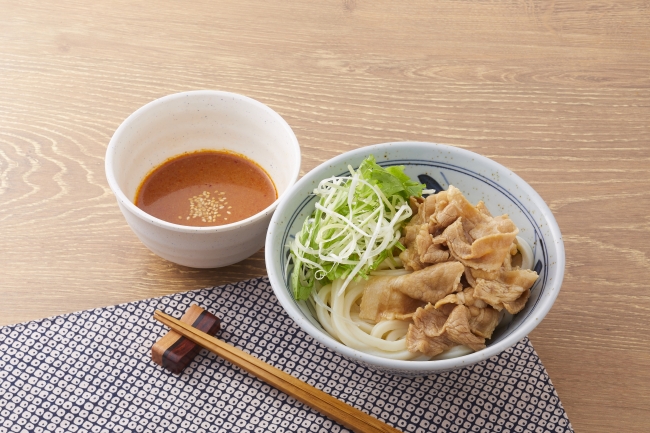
(151, 305), (221, 374)
(153, 310), (402, 433)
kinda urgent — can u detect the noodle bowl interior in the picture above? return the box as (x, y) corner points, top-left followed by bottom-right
(303, 185), (538, 361)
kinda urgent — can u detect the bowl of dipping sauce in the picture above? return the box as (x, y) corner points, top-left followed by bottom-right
(105, 90), (300, 268)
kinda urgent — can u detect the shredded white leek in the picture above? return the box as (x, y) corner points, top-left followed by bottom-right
(289, 156), (424, 300)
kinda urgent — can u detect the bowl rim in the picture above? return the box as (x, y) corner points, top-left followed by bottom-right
(105, 90), (301, 233)
(265, 141), (565, 372)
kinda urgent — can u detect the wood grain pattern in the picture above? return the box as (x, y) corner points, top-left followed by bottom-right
(0, 0), (648, 431)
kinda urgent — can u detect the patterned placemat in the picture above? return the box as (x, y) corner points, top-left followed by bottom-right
(0, 277), (573, 433)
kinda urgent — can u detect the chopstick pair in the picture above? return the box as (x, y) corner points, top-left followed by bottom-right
(153, 310), (401, 433)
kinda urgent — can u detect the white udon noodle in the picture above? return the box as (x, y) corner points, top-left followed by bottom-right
(308, 236), (535, 361)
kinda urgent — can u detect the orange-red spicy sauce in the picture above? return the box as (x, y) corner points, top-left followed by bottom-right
(135, 150), (277, 227)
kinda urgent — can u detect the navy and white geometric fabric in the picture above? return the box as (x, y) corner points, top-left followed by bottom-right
(0, 277), (573, 433)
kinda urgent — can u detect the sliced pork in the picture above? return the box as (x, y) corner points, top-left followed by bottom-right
(358, 277), (425, 322)
(473, 268), (538, 314)
(406, 304), (486, 356)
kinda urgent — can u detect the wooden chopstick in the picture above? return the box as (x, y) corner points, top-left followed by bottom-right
(153, 310), (402, 433)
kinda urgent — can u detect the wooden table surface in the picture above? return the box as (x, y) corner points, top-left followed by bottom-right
(1, 1), (649, 431)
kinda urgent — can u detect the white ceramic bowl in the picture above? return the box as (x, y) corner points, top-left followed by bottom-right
(265, 142), (564, 375)
(106, 90), (300, 268)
